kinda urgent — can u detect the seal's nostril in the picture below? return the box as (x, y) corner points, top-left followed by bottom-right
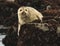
(22, 12), (26, 15)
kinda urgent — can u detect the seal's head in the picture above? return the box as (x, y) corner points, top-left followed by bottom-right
(18, 6), (31, 23)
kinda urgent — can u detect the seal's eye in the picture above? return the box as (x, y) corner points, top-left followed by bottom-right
(20, 9), (22, 11)
(25, 9), (27, 11)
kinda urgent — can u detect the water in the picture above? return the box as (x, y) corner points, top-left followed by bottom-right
(0, 34), (6, 46)
(0, 25), (9, 46)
